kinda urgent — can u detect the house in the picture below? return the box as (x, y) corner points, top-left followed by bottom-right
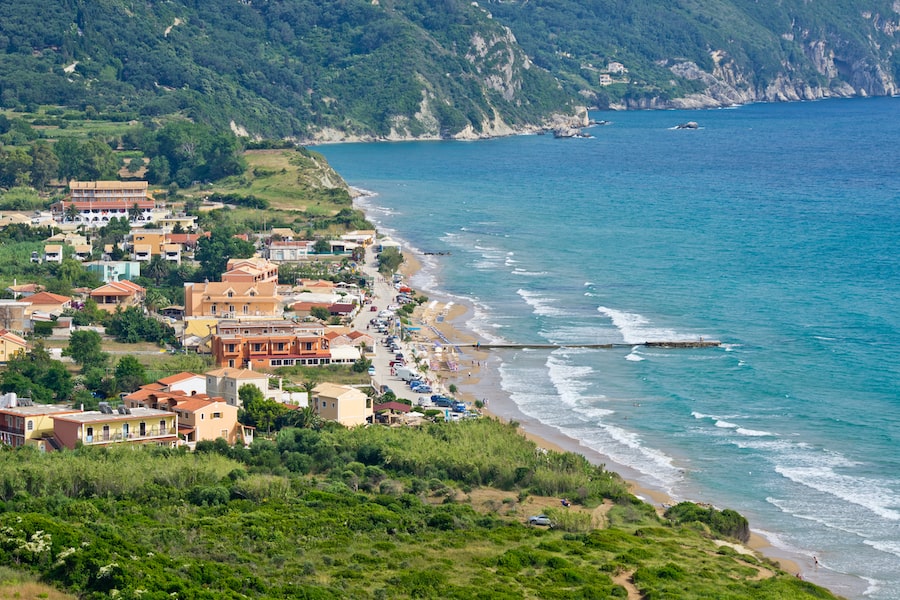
(312, 383), (372, 427)
(43, 244), (63, 264)
(265, 240), (315, 262)
(268, 227), (296, 241)
(373, 401), (411, 425)
(6, 283), (43, 298)
(51, 406), (178, 449)
(155, 213), (198, 231)
(607, 61), (627, 74)
(205, 367), (279, 407)
(162, 243), (182, 264)
(155, 372), (207, 396)
(73, 244), (93, 261)
(0, 212), (32, 227)
(340, 230), (377, 246)
(84, 260), (141, 283)
(210, 320), (330, 369)
(166, 232), (209, 251)
(52, 180), (155, 228)
(0, 301), (29, 333)
(22, 292), (72, 318)
(0, 399), (80, 449)
(122, 385), (251, 447)
(222, 258), (279, 283)
(183, 281), (280, 318)
(328, 302), (357, 319)
(127, 229), (167, 258)
(376, 237), (402, 253)
(290, 301), (332, 318)
(0, 329), (28, 364)
(599, 73), (613, 85)
(90, 280), (146, 312)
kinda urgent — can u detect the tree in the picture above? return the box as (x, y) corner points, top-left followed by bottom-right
(144, 254), (170, 286)
(29, 141), (59, 190)
(378, 247), (404, 275)
(115, 355), (146, 393)
(80, 139), (119, 180)
(313, 238), (331, 254)
(63, 330), (108, 372)
(310, 306), (331, 321)
(238, 383), (287, 436)
(195, 230), (255, 281)
(54, 137), (83, 181)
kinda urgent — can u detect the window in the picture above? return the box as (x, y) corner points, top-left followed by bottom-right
(243, 305), (249, 314)
(253, 343), (262, 352)
(229, 305), (235, 313)
(227, 291), (234, 298)
(26, 420), (33, 431)
(276, 342), (285, 351)
(271, 359), (282, 366)
(212, 412), (222, 419)
(226, 343), (236, 353)
(211, 304), (217, 314)
(228, 359), (235, 368)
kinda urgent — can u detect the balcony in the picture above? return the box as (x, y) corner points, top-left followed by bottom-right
(83, 426), (172, 445)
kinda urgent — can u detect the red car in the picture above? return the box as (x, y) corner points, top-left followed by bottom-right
(370, 305), (378, 311)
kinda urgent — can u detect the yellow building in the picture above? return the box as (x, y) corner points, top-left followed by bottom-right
(183, 281), (280, 318)
(312, 383), (372, 427)
(51, 406), (178, 449)
(0, 329), (27, 364)
(0, 402), (80, 449)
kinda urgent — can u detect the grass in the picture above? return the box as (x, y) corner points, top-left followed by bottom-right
(0, 567), (76, 600)
(203, 148), (353, 213)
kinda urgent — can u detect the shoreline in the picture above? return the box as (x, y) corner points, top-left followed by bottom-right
(385, 244), (830, 585)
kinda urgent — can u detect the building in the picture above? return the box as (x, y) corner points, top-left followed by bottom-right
(205, 367), (279, 407)
(222, 258), (279, 284)
(84, 260), (141, 283)
(0, 329), (28, 364)
(122, 385), (252, 447)
(340, 230), (376, 246)
(52, 180), (155, 228)
(183, 281), (280, 318)
(0, 398), (80, 449)
(22, 292), (72, 319)
(51, 406), (178, 449)
(265, 240), (315, 262)
(312, 383), (372, 427)
(210, 320), (330, 369)
(0, 300), (29, 333)
(90, 280), (146, 312)
(43, 244), (63, 264)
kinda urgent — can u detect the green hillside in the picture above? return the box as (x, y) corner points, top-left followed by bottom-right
(1, 0), (898, 136)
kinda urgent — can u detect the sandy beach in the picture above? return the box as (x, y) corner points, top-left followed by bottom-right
(367, 245), (807, 578)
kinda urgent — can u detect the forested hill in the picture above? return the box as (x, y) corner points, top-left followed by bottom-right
(1, 1), (898, 142)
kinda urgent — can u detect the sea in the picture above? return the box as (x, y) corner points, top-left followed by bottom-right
(316, 97), (900, 599)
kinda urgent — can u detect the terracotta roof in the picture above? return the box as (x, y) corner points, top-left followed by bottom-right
(157, 372), (202, 386)
(205, 367), (266, 380)
(0, 329), (27, 346)
(91, 280), (145, 296)
(374, 401), (412, 413)
(23, 292), (71, 305)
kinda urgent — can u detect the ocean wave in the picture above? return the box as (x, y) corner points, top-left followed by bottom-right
(775, 465), (900, 521)
(547, 353), (595, 405)
(625, 349), (645, 362)
(597, 305), (703, 344)
(512, 269), (549, 277)
(864, 539), (900, 559)
(691, 412), (775, 437)
(518, 289), (567, 317)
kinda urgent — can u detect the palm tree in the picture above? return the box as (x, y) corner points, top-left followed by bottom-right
(144, 254), (170, 286)
(65, 203), (79, 223)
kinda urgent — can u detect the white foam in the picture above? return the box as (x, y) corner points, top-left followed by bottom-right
(625, 350), (645, 362)
(512, 269), (549, 277)
(518, 289), (567, 317)
(597, 305), (703, 344)
(775, 466), (900, 521)
(863, 539), (900, 559)
(735, 427), (774, 437)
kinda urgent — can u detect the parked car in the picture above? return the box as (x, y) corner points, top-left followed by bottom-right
(370, 305), (378, 312)
(528, 515), (553, 527)
(367, 366), (376, 376)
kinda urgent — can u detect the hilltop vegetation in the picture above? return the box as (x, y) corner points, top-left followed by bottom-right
(2, 0), (898, 140)
(0, 419), (840, 599)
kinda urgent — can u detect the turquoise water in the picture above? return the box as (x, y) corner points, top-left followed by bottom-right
(317, 97), (900, 599)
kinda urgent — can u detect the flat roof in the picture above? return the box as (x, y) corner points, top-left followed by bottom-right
(51, 407), (172, 424)
(0, 405), (80, 417)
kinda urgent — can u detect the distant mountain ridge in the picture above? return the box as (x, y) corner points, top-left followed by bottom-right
(1, 0), (897, 141)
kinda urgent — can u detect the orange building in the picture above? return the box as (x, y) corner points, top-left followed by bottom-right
(210, 320), (330, 369)
(90, 280), (146, 312)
